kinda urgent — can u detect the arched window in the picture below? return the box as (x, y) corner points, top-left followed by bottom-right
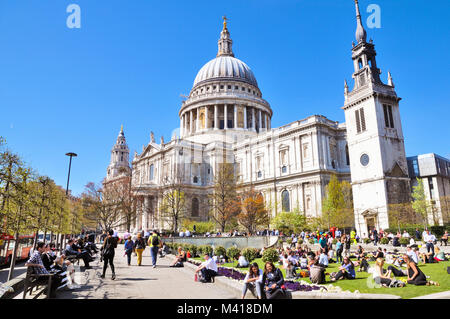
(345, 144), (350, 166)
(281, 190), (290, 212)
(358, 59), (363, 70)
(149, 164), (154, 180)
(192, 198), (199, 217)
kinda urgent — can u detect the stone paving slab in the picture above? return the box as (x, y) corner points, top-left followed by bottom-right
(56, 247), (236, 299)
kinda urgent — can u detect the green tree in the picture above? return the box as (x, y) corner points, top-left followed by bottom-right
(321, 175), (354, 229)
(209, 163), (239, 232)
(271, 209), (307, 235)
(411, 178), (430, 227)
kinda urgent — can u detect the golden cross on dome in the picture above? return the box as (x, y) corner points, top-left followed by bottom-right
(222, 16), (228, 30)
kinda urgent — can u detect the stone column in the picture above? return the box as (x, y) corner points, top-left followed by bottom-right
(224, 104), (228, 129)
(196, 108), (200, 132)
(234, 105), (237, 129)
(190, 110), (193, 135)
(214, 105), (218, 130)
(251, 107), (256, 131)
(143, 196), (149, 230)
(258, 109), (262, 131)
(205, 106), (209, 130)
(180, 115), (183, 137)
(244, 106), (247, 129)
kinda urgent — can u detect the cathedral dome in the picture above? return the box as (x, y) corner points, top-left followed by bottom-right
(193, 55), (258, 88)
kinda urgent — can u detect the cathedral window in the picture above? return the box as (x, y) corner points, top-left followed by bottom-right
(149, 164), (154, 180)
(228, 85), (231, 89)
(241, 87), (245, 91)
(193, 176), (198, 184)
(192, 198), (199, 217)
(235, 86), (238, 90)
(345, 144), (350, 166)
(220, 85), (224, 89)
(355, 108), (366, 133)
(383, 104), (395, 128)
(281, 190), (290, 212)
(358, 59), (363, 70)
(282, 166), (287, 173)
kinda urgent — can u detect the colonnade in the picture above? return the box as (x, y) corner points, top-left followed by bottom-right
(180, 104), (271, 136)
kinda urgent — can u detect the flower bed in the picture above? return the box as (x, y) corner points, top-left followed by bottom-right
(187, 259), (326, 292)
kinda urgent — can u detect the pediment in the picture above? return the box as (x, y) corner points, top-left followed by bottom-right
(140, 143), (162, 158)
(386, 162), (408, 178)
(361, 209), (378, 217)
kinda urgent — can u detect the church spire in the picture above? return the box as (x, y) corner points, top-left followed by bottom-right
(354, 0), (367, 44)
(217, 16), (234, 57)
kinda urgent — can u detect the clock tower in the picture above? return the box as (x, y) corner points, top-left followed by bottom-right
(343, 0), (410, 237)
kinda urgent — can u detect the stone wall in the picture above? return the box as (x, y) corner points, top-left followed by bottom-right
(166, 236), (279, 249)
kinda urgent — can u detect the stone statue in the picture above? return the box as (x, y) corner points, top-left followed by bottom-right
(150, 131), (155, 143)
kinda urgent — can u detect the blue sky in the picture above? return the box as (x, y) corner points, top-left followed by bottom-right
(0, 0), (449, 196)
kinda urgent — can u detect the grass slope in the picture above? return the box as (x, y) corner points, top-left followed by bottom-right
(192, 257), (450, 299)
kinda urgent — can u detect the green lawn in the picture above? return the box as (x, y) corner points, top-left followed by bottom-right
(192, 257), (450, 299)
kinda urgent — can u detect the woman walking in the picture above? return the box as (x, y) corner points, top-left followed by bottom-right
(134, 233), (146, 266)
(124, 236), (134, 266)
(101, 229), (118, 280)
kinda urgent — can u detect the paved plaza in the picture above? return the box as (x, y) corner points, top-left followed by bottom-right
(55, 246), (236, 299)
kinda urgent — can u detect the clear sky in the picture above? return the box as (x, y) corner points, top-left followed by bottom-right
(0, 0), (449, 196)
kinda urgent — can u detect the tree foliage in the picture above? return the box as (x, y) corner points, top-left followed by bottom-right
(271, 209), (307, 235)
(321, 175), (354, 229)
(411, 178), (430, 227)
(235, 187), (269, 235)
(209, 163), (239, 232)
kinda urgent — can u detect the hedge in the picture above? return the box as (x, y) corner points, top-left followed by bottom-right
(226, 247), (241, 261)
(241, 247), (258, 263)
(214, 246), (226, 258)
(262, 248), (279, 263)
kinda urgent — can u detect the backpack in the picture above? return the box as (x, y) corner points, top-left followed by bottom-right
(102, 239), (114, 257)
(151, 235), (160, 246)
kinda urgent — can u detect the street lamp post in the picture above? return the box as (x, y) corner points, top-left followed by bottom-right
(65, 152), (77, 196)
(61, 152), (77, 248)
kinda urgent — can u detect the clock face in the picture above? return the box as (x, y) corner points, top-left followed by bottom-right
(360, 153), (370, 166)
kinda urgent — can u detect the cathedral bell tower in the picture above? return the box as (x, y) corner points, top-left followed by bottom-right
(106, 125), (131, 180)
(343, 0), (410, 237)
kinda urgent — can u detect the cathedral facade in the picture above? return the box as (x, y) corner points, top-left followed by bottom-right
(105, 2), (413, 237)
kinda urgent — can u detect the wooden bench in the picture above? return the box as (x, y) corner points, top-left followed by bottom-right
(22, 267), (54, 299)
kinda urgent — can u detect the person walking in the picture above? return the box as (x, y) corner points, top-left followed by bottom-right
(148, 229), (162, 268)
(124, 236), (134, 266)
(372, 227), (378, 246)
(101, 229), (118, 280)
(424, 230), (436, 255)
(133, 233), (146, 266)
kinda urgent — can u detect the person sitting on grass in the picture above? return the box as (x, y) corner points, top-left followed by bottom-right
(309, 258), (326, 284)
(262, 262), (285, 299)
(242, 263), (264, 299)
(299, 253), (308, 269)
(374, 247), (384, 259)
(195, 253), (218, 283)
(434, 246), (447, 262)
(282, 253), (296, 279)
(330, 256), (355, 281)
(318, 248), (329, 268)
(237, 253), (249, 268)
(419, 250), (436, 264)
(403, 255), (439, 286)
(170, 246), (186, 267)
(440, 231), (448, 246)
(371, 258), (405, 287)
